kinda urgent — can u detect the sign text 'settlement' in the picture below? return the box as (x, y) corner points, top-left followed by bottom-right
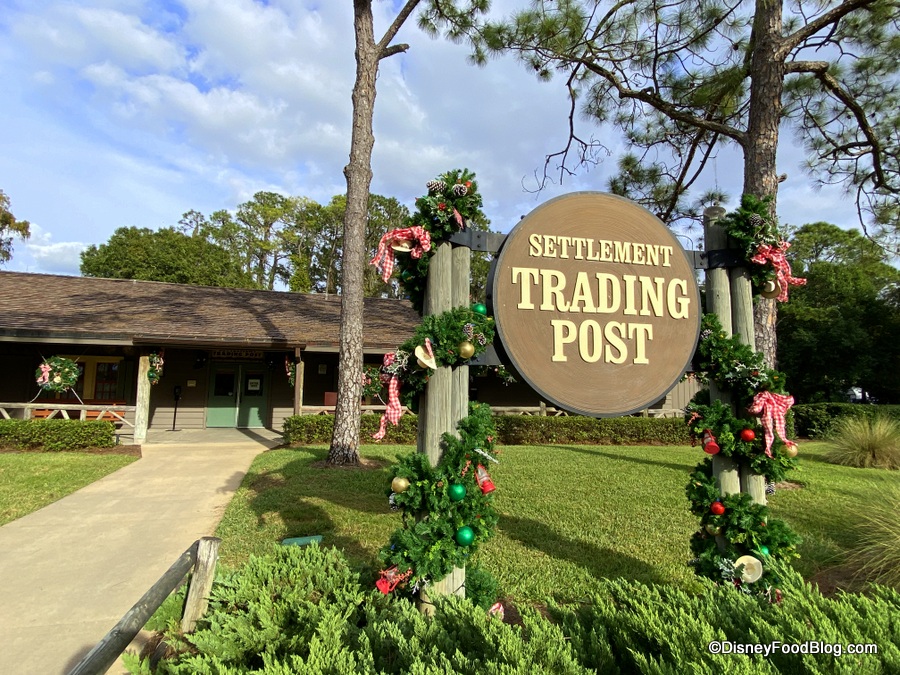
(491, 193), (700, 417)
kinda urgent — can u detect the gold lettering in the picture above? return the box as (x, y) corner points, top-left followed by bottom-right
(511, 267), (539, 309)
(543, 235), (557, 258)
(595, 273), (621, 314)
(633, 243), (645, 264)
(623, 275), (638, 315)
(661, 246), (673, 267)
(551, 320), (577, 361)
(639, 276), (665, 317)
(645, 245), (659, 266)
(604, 322), (627, 364)
(586, 239), (600, 261)
(558, 236), (573, 258)
(540, 269), (569, 311)
(569, 272), (596, 313)
(599, 239), (613, 262)
(614, 241), (631, 264)
(578, 320), (603, 363)
(667, 278), (691, 319)
(574, 238), (587, 260)
(528, 234), (542, 257)
(629, 324), (653, 364)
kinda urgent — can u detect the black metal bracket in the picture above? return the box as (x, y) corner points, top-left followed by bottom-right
(690, 248), (744, 270)
(448, 230), (507, 253)
(467, 343), (504, 367)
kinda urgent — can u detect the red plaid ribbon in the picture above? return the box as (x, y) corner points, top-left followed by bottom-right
(373, 353), (402, 440)
(750, 241), (806, 302)
(369, 226), (432, 283)
(748, 391), (796, 457)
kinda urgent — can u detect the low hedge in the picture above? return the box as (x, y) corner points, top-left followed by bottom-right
(128, 544), (899, 674)
(792, 404), (900, 439)
(283, 413), (691, 446)
(0, 419), (116, 451)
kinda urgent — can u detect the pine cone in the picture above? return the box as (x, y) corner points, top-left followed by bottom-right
(426, 179), (446, 194)
(452, 183), (468, 196)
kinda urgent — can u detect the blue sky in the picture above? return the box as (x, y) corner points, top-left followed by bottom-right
(0, 0), (862, 277)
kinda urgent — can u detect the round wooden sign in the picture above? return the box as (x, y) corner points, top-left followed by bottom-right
(491, 192), (700, 417)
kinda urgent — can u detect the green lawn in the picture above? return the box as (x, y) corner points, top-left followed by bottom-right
(213, 441), (894, 604)
(0, 452), (138, 525)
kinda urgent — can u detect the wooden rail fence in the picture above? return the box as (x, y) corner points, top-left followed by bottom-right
(67, 537), (220, 675)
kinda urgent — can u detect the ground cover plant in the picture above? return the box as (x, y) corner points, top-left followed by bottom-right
(214, 441), (894, 601)
(128, 543), (899, 674)
(0, 452), (138, 525)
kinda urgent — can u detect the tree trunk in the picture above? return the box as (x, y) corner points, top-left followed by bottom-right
(328, 1), (379, 465)
(744, 0), (785, 369)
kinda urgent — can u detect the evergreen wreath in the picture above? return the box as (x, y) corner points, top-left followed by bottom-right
(148, 350), (165, 385)
(390, 307), (495, 410)
(379, 402), (500, 591)
(684, 315), (801, 595)
(35, 356), (81, 393)
(686, 459), (801, 593)
(361, 364), (384, 401)
(285, 357), (296, 388)
(719, 194), (783, 292)
(393, 168), (485, 313)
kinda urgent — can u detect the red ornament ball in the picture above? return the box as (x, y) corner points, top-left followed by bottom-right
(740, 429), (756, 442)
(710, 501), (726, 515)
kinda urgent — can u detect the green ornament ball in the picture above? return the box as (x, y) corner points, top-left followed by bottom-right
(400, 269), (414, 282)
(472, 302), (487, 315)
(448, 483), (466, 502)
(455, 525), (475, 546)
(758, 545), (770, 557)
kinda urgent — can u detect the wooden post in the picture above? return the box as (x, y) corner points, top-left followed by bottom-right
(134, 353), (151, 444)
(293, 350), (305, 416)
(704, 207), (740, 503)
(181, 537), (221, 633)
(417, 241), (467, 611)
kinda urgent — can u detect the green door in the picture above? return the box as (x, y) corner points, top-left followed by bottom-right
(207, 364), (269, 428)
(237, 367), (267, 428)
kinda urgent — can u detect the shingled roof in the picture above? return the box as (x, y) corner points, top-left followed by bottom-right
(0, 272), (419, 351)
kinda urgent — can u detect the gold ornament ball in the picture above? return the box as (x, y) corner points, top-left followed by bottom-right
(784, 444), (799, 458)
(458, 341), (476, 359)
(761, 279), (782, 299)
(705, 523), (722, 536)
(391, 476), (410, 493)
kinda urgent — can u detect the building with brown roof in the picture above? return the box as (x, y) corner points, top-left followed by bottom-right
(0, 271), (420, 441)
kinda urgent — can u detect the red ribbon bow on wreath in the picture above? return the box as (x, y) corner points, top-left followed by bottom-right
(373, 352), (403, 440)
(369, 226), (432, 283)
(748, 391), (796, 457)
(750, 241), (806, 302)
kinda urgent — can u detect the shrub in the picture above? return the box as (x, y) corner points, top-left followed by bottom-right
(848, 485), (900, 589)
(132, 546), (900, 674)
(0, 419), (115, 451)
(792, 403), (900, 439)
(282, 413), (691, 446)
(824, 416), (900, 469)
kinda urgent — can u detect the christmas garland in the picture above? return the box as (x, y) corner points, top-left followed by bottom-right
(378, 401), (500, 594)
(285, 357), (296, 388)
(35, 356), (81, 393)
(148, 350), (165, 385)
(720, 194), (806, 301)
(686, 459), (801, 593)
(374, 168), (484, 314)
(684, 311), (802, 595)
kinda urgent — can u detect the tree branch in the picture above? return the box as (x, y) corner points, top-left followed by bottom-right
(377, 0), (421, 58)
(777, 0), (879, 59)
(380, 43), (410, 59)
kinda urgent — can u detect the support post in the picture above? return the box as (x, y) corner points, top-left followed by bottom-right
(181, 537), (221, 633)
(418, 241), (467, 612)
(293, 349), (305, 416)
(134, 353), (151, 444)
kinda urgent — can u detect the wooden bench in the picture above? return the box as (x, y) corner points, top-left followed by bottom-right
(30, 404), (128, 425)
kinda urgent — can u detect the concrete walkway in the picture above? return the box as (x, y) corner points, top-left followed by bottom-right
(0, 428), (281, 675)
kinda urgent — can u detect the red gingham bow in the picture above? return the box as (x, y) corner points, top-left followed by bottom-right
(372, 353), (402, 440)
(750, 241), (806, 302)
(369, 226), (432, 283)
(748, 391), (796, 457)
